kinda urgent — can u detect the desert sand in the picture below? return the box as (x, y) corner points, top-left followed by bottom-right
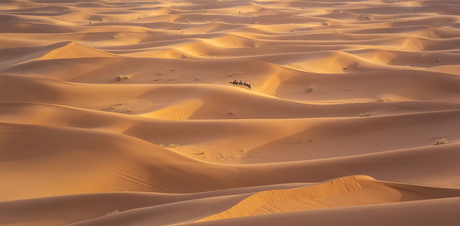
(1, 0), (460, 225)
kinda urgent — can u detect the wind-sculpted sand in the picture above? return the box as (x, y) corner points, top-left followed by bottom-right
(1, 0), (460, 225)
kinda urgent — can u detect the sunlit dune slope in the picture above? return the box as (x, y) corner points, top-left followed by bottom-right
(199, 175), (460, 222)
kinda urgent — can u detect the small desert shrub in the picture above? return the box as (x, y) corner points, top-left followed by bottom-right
(158, 71), (163, 75)
(437, 58), (442, 62)
(196, 77), (200, 80)
(343, 67), (348, 70)
(323, 22), (329, 26)
(127, 108), (132, 112)
(170, 77), (173, 81)
(112, 106), (116, 109)
(307, 87), (314, 93)
(360, 112), (371, 117)
(433, 138), (448, 145)
(202, 150), (206, 154)
(106, 210), (119, 215)
(159, 144), (164, 147)
(117, 75), (131, 81)
(170, 69), (175, 71)
(169, 144), (176, 148)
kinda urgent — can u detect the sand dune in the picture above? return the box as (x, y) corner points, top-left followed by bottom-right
(1, 0), (460, 225)
(183, 197), (460, 226)
(38, 41), (118, 60)
(199, 175), (460, 222)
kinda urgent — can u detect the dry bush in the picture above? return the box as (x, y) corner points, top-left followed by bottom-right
(106, 210), (119, 215)
(117, 75), (131, 81)
(433, 138), (448, 145)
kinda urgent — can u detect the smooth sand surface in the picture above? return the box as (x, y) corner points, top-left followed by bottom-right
(1, 0), (460, 225)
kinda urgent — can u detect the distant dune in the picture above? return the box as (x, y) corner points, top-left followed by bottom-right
(1, 0), (460, 225)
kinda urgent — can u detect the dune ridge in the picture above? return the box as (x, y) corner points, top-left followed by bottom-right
(199, 175), (460, 222)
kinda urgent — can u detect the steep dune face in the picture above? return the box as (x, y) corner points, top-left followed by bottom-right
(1, 0), (460, 225)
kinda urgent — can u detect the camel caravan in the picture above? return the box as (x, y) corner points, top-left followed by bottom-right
(229, 79), (252, 89)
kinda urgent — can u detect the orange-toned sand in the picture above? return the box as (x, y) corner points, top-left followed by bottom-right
(1, 0), (460, 225)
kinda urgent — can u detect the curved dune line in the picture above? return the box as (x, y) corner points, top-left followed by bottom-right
(38, 41), (118, 60)
(198, 176), (369, 222)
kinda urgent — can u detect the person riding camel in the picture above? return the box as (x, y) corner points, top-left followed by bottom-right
(228, 79), (251, 89)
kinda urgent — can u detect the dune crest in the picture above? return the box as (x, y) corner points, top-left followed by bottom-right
(199, 175), (460, 222)
(39, 41), (117, 60)
(142, 98), (204, 119)
(198, 176), (368, 222)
